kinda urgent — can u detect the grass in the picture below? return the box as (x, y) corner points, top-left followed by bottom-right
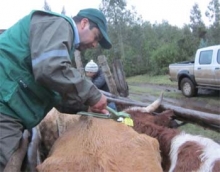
(127, 74), (182, 100)
(128, 84), (182, 98)
(126, 74), (220, 141)
(179, 123), (220, 143)
(126, 74), (176, 86)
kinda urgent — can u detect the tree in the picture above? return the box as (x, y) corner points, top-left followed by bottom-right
(43, 0), (51, 11)
(205, 0), (220, 26)
(205, 0), (220, 45)
(177, 25), (198, 60)
(61, 6), (66, 15)
(189, 3), (207, 48)
(99, 0), (142, 60)
(99, 0), (127, 60)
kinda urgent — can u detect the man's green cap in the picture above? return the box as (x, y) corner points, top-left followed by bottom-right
(77, 8), (112, 49)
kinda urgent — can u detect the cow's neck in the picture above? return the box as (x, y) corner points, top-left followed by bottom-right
(133, 121), (180, 171)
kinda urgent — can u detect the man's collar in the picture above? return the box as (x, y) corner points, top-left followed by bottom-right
(71, 19), (80, 48)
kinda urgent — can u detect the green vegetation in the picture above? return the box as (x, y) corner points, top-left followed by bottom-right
(126, 74), (176, 85)
(128, 85), (182, 100)
(179, 123), (220, 142)
(84, 0), (220, 77)
(127, 74), (182, 99)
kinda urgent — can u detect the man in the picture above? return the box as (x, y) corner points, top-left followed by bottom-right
(85, 60), (117, 110)
(0, 8), (111, 170)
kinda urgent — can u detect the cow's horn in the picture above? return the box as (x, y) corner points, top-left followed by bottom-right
(124, 92), (163, 113)
(144, 92), (163, 113)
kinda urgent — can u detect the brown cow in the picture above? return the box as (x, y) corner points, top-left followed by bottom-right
(132, 116), (220, 172)
(37, 115), (163, 172)
(115, 96), (220, 172)
(37, 108), (80, 158)
(38, 93), (177, 171)
(37, 92), (174, 159)
(7, 92), (220, 172)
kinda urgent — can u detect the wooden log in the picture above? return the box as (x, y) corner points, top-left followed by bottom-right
(112, 59), (129, 97)
(101, 91), (220, 131)
(100, 90), (138, 103)
(107, 96), (147, 107)
(98, 55), (119, 96)
(160, 103), (220, 132)
(101, 91), (146, 106)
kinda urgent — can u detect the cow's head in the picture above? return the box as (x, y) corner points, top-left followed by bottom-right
(123, 92), (176, 128)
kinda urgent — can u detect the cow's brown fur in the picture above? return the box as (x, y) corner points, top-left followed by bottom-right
(173, 141), (203, 171)
(133, 118), (178, 171)
(126, 109), (175, 128)
(37, 116), (163, 172)
(132, 118), (220, 172)
(39, 103), (220, 172)
(38, 108), (80, 158)
(213, 160), (220, 172)
(38, 108), (175, 160)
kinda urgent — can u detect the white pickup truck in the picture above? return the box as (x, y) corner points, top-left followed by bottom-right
(169, 45), (220, 97)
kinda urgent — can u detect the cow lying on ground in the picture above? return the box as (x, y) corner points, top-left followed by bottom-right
(36, 94), (167, 171)
(35, 104), (220, 172)
(120, 100), (220, 172)
(131, 113), (220, 172)
(37, 115), (163, 172)
(9, 93), (219, 172)
(38, 93), (178, 158)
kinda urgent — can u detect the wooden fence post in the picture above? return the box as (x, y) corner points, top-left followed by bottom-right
(98, 55), (119, 96)
(112, 59), (129, 97)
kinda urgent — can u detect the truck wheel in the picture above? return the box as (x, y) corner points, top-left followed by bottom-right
(180, 78), (198, 97)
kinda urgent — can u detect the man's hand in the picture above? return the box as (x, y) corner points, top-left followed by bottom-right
(89, 94), (109, 114)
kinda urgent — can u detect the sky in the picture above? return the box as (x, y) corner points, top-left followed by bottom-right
(0, 0), (211, 29)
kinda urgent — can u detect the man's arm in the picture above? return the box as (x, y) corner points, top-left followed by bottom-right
(29, 12), (101, 106)
(92, 70), (106, 89)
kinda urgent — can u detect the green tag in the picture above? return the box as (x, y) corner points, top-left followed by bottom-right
(122, 117), (134, 126)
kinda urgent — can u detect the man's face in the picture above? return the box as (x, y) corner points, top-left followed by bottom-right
(86, 71), (96, 78)
(77, 18), (102, 51)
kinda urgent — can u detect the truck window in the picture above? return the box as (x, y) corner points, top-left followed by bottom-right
(217, 49), (220, 64)
(199, 50), (212, 64)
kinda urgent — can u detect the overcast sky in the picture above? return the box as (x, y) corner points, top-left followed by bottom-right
(0, 0), (211, 29)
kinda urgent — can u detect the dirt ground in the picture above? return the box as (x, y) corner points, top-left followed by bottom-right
(128, 83), (220, 115)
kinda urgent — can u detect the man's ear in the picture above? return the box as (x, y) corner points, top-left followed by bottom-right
(80, 18), (89, 29)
